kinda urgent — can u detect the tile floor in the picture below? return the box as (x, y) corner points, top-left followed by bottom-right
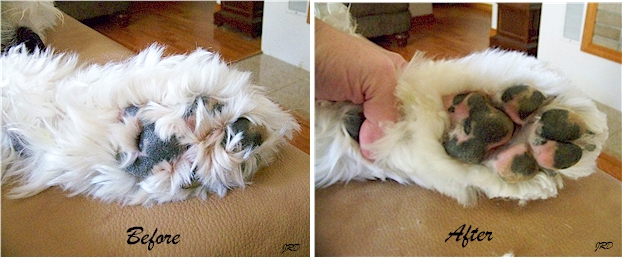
(233, 54), (310, 121)
(595, 102), (622, 160)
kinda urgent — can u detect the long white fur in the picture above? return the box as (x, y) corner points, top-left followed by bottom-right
(1, 1), (61, 49)
(314, 3), (608, 206)
(2, 44), (299, 206)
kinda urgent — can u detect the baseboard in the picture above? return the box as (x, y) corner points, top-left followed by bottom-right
(411, 14), (435, 26)
(466, 3), (493, 13)
(597, 152), (622, 181)
(290, 113), (310, 155)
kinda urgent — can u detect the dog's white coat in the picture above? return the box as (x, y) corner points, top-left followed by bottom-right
(314, 3), (608, 206)
(2, 44), (299, 206)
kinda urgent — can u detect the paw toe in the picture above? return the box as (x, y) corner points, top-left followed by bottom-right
(500, 84), (546, 124)
(344, 109), (365, 142)
(184, 96), (224, 118)
(530, 138), (582, 170)
(224, 117), (266, 151)
(493, 143), (539, 183)
(443, 137), (487, 164)
(539, 109), (586, 142)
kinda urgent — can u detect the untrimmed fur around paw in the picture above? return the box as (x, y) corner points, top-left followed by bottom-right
(1, 1), (60, 53)
(2, 45), (299, 206)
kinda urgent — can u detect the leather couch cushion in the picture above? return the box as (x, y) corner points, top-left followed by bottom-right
(316, 170), (621, 256)
(45, 13), (135, 64)
(3, 143), (310, 256)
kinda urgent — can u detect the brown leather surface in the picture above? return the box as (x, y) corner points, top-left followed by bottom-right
(3, 143), (310, 256)
(2, 12), (310, 256)
(46, 13), (135, 64)
(316, 170), (621, 256)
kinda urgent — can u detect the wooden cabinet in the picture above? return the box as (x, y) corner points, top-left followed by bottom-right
(214, 1), (264, 38)
(490, 3), (541, 57)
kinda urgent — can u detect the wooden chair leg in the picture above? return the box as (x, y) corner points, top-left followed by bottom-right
(393, 31), (409, 47)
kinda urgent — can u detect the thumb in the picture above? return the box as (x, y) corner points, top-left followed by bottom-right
(359, 120), (384, 160)
(359, 94), (397, 161)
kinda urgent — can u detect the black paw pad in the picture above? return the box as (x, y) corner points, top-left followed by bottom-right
(8, 133), (30, 157)
(344, 109), (365, 142)
(443, 138), (487, 164)
(223, 117), (265, 151)
(119, 106), (187, 178)
(461, 93), (514, 145)
(444, 92), (514, 164)
(126, 123), (186, 177)
(16, 27), (45, 54)
(503, 152), (539, 183)
(501, 84), (546, 122)
(531, 138), (583, 171)
(552, 142), (582, 169)
(539, 109), (586, 142)
(491, 143), (539, 183)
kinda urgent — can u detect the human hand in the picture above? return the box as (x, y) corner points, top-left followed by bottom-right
(315, 19), (407, 160)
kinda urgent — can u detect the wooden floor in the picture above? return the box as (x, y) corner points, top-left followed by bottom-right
(87, 1), (261, 63)
(381, 3), (493, 61)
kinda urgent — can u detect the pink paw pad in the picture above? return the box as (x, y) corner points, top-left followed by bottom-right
(442, 85), (588, 183)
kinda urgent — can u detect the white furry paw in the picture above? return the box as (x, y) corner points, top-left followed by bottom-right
(1, 44), (299, 206)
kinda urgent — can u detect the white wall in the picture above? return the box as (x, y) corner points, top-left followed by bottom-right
(538, 3), (621, 111)
(491, 3), (498, 30)
(409, 3), (432, 17)
(261, 1), (310, 71)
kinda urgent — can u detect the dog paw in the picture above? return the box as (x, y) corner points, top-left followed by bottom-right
(443, 85), (591, 183)
(16, 27), (45, 53)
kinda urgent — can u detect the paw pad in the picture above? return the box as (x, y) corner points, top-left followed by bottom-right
(118, 106), (187, 178)
(343, 108), (365, 142)
(538, 109), (586, 142)
(499, 84), (546, 125)
(443, 85), (590, 183)
(443, 92), (514, 164)
(223, 117), (266, 151)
